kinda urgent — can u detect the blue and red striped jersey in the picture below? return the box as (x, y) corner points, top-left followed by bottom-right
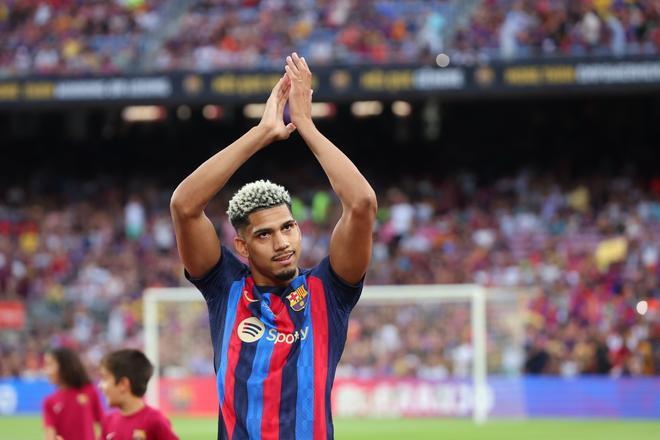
(186, 246), (363, 440)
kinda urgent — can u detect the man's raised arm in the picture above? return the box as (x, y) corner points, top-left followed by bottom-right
(170, 75), (296, 278)
(285, 53), (377, 284)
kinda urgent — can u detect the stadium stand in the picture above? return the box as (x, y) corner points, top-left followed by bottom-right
(0, 0), (472, 75)
(0, 171), (657, 378)
(0, 0), (168, 76)
(451, 0), (660, 64)
(151, 0), (461, 70)
(5, 0), (659, 76)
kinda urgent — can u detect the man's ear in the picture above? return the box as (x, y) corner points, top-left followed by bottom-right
(234, 235), (249, 259)
(118, 376), (131, 393)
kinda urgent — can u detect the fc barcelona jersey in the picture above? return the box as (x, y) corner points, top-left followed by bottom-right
(186, 246), (363, 440)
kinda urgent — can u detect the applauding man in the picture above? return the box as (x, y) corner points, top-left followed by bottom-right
(170, 53), (377, 440)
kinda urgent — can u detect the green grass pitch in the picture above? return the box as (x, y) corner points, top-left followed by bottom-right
(1, 416), (658, 439)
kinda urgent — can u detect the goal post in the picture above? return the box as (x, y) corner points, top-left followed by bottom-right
(143, 284), (507, 424)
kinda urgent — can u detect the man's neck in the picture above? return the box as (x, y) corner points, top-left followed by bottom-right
(119, 396), (145, 416)
(251, 268), (299, 287)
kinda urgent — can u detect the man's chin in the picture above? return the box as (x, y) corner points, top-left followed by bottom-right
(275, 268), (297, 282)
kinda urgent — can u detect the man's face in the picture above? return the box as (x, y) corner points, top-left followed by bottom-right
(98, 365), (126, 408)
(235, 204), (302, 286)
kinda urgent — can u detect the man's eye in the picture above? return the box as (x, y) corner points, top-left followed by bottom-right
(259, 233), (270, 239)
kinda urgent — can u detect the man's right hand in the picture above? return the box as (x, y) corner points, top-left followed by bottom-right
(258, 74), (297, 143)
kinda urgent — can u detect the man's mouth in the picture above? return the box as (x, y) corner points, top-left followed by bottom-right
(273, 251), (295, 263)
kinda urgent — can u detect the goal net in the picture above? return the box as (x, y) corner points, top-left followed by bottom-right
(143, 284), (526, 423)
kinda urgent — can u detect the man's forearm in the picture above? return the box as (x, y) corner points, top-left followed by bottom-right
(296, 120), (376, 209)
(170, 125), (273, 217)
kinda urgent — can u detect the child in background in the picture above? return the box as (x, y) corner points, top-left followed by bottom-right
(43, 347), (104, 440)
(99, 348), (179, 440)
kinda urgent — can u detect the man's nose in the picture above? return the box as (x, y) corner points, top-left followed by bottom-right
(273, 232), (288, 250)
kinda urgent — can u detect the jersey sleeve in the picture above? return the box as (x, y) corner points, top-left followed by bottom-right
(42, 397), (55, 428)
(312, 256), (364, 313)
(184, 245), (248, 303)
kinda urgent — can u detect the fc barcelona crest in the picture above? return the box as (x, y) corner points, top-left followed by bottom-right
(287, 285), (308, 311)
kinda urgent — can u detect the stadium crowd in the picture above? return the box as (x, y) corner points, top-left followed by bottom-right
(452, 0), (660, 64)
(151, 0), (453, 71)
(0, 0), (166, 76)
(0, 171), (657, 379)
(0, 0), (454, 75)
(3, 0), (660, 76)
